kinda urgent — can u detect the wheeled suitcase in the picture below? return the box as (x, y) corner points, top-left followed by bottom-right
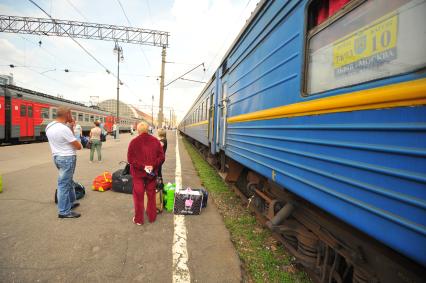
(193, 188), (208, 208)
(112, 169), (133, 194)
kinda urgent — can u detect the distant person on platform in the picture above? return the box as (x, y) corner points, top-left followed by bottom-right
(89, 120), (102, 163)
(100, 121), (107, 141)
(127, 122), (165, 225)
(157, 128), (167, 183)
(46, 107), (82, 219)
(73, 122), (82, 142)
(112, 123), (117, 139)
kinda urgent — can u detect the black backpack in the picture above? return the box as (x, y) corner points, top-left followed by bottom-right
(55, 182), (86, 203)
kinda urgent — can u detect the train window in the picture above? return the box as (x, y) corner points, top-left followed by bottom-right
(71, 111), (76, 120)
(84, 114), (89, 122)
(201, 102), (205, 120)
(51, 108), (57, 119)
(28, 106), (33, 117)
(41, 107), (49, 119)
(305, 0), (426, 95)
(78, 113), (83, 121)
(90, 115), (94, 122)
(20, 105), (27, 117)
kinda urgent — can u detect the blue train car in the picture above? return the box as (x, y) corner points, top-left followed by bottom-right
(180, 0), (426, 281)
(181, 76), (218, 149)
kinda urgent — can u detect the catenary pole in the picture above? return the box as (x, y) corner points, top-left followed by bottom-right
(158, 46), (166, 128)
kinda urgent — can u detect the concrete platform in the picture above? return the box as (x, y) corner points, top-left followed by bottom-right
(0, 132), (241, 282)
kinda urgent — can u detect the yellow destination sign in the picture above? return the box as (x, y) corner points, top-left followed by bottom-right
(333, 14), (398, 69)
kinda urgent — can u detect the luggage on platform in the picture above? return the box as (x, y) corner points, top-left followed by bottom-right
(81, 136), (89, 148)
(0, 174), (3, 193)
(112, 163), (133, 194)
(173, 188), (203, 215)
(92, 171), (112, 192)
(192, 188), (208, 208)
(112, 169), (133, 194)
(144, 187), (164, 213)
(164, 183), (176, 212)
(55, 182), (86, 203)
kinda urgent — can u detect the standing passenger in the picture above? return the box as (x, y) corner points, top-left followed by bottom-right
(112, 123), (117, 139)
(89, 120), (102, 163)
(127, 122), (165, 225)
(157, 128), (167, 182)
(46, 107), (82, 219)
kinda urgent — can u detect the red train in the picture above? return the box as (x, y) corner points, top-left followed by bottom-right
(0, 84), (140, 143)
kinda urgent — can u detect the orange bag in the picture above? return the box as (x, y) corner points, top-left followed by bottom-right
(92, 171), (113, 192)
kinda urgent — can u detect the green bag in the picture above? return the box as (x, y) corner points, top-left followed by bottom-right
(0, 174), (3, 193)
(165, 189), (175, 212)
(163, 182), (176, 211)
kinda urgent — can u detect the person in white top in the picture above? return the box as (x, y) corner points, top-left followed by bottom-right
(89, 120), (102, 162)
(46, 107), (82, 219)
(112, 123), (117, 139)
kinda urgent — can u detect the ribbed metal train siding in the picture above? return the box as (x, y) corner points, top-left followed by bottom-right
(225, 0), (303, 118)
(220, 0), (426, 266)
(226, 106), (426, 265)
(183, 124), (209, 146)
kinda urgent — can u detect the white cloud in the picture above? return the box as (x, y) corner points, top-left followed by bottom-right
(0, 0), (258, 122)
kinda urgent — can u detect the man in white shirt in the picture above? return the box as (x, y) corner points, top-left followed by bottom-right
(46, 107), (82, 218)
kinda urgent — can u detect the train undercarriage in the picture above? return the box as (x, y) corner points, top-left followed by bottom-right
(184, 135), (425, 283)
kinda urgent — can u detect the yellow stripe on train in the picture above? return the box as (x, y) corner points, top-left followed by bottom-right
(185, 120), (208, 127)
(227, 78), (426, 124)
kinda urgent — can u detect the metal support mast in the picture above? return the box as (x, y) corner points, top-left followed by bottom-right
(158, 46), (166, 128)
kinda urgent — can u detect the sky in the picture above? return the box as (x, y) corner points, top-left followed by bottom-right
(0, 0), (258, 122)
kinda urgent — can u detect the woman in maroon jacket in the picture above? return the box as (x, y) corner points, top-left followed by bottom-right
(127, 122), (165, 225)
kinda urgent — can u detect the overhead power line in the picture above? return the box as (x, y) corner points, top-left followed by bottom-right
(116, 0), (132, 26)
(25, 0), (115, 76)
(204, 0), (253, 75)
(115, 0), (151, 67)
(65, 0), (89, 21)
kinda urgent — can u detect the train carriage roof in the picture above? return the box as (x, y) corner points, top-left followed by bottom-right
(1, 84), (112, 115)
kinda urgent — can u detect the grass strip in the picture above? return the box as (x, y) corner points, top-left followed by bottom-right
(183, 138), (310, 283)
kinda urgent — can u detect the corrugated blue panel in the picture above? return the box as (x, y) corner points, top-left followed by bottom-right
(226, 0), (304, 117)
(183, 124), (209, 146)
(226, 106), (426, 265)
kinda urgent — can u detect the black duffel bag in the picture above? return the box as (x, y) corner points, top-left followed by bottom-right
(55, 182), (86, 204)
(112, 162), (133, 194)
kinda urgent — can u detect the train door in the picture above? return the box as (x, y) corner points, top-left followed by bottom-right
(208, 90), (215, 142)
(0, 93), (4, 140)
(26, 103), (34, 136)
(19, 102), (27, 137)
(18, 101), (35, 138)
(219, 81), (228, 149)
